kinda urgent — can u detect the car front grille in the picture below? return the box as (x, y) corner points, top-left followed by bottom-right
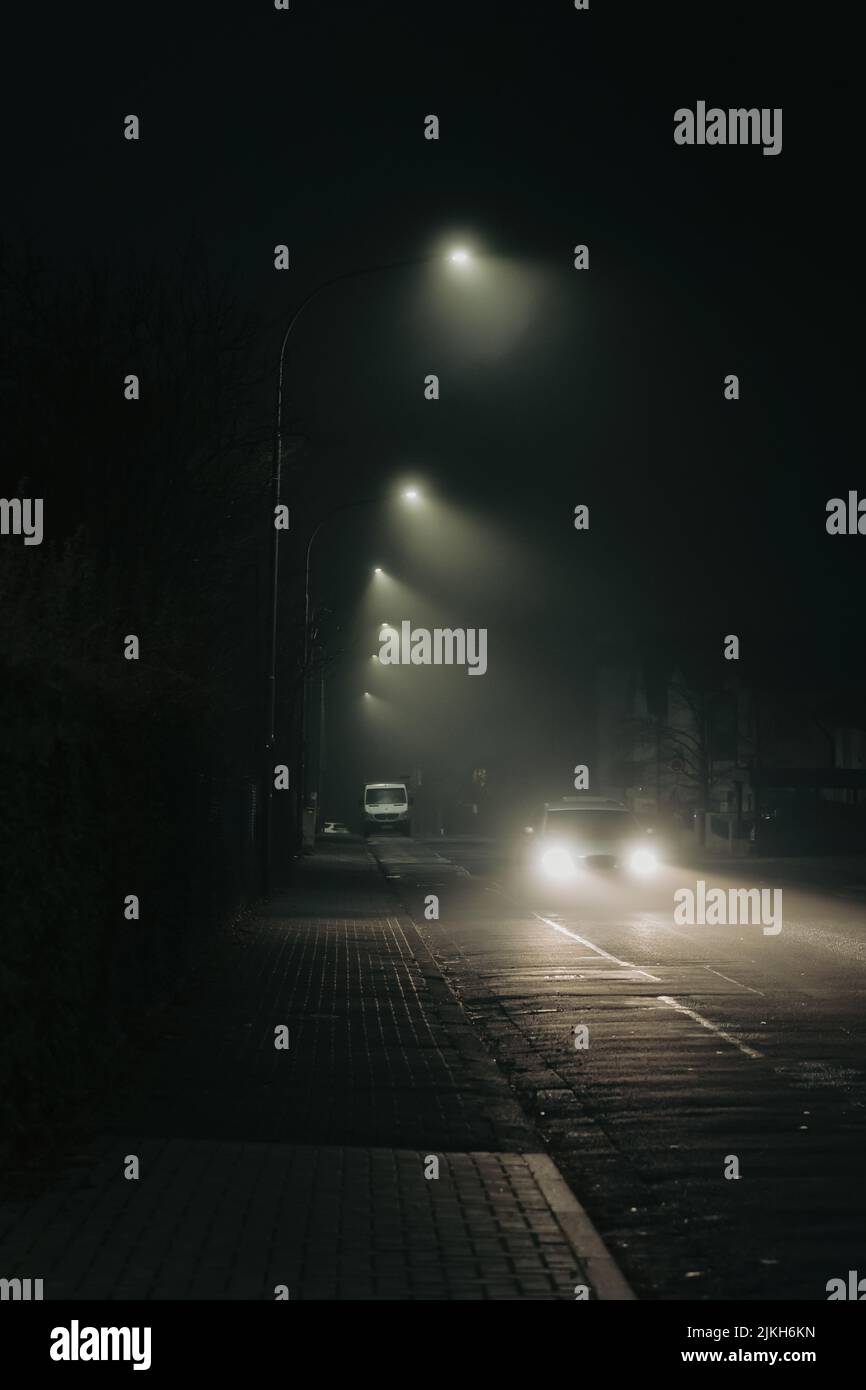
(582, 854), (618, 869)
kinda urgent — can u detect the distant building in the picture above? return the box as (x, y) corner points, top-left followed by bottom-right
(595, 657), (866, 854)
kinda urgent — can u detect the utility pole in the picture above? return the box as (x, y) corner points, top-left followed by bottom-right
(655, 714), (662, 817)
(299, 499), (375, 851)
(263, 257), (430, 886)
(317, 671), (326, 830)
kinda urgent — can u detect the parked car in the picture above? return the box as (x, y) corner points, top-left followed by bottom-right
(322, 820), (351, 836)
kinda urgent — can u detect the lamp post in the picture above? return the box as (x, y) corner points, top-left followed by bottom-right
(262, 262), (421, 890)
(298, 498), (375, 852)
(299, 498), (423, 850)
(263, 252), (473, 886)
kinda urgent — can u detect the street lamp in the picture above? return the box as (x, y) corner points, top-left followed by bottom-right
(264, 248), (469, 881)
(294, 493), (420, 860)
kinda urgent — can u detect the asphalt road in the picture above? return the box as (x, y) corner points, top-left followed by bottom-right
(366, 833), (866, 1301)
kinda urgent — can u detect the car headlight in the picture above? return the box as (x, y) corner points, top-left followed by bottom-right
(540, 846), (576, 879)
(629, 848), (657, 875)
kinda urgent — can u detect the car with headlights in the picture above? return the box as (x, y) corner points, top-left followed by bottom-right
(525, 796), (659, 880)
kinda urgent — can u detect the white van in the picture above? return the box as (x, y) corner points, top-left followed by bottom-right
(362, 782), (411, 836)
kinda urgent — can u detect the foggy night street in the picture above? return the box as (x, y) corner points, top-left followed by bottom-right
(2, 829), (862, 1307)
(2, 0), (864, 1365)
(367, 833), (866, 1300)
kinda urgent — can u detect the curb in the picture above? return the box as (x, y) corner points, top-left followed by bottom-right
(368, 841), (638, 1302)
(526, 1153), (637, 1300)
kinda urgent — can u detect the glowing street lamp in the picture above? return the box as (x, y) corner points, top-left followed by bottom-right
(267, 245), (477, 869)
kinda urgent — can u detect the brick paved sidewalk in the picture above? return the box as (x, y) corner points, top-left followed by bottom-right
(0, 843), (632, 1300)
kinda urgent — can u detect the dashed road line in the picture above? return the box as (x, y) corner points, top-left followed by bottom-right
(533, 912), (662, 983)
(656, 994), (763, 1059)
(703, 964), (765, 995)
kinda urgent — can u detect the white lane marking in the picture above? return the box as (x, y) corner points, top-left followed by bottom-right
(703, 965), (765, 996)
(454, 864), (770, 1068)
(533, 912), (661, 983)
(486, 879), (766, 1008)
(656, 995), (763, 1059)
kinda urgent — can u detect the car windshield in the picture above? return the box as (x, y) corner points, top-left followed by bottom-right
(546, 809), (636, 840)
(366, 788), (407, 805)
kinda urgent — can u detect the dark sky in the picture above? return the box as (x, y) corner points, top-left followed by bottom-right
(5, 2), (860, 818)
